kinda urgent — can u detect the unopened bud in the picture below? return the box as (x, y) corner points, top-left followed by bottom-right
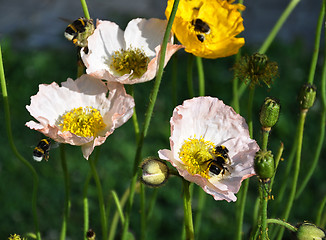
(299, 84), (316, 110)
(260, 97), (280, 129)
(141, 158), (169, 187)
(254, 150), (274, 182)
(296, 223), (325, 240)
(86, 229), (96, 240)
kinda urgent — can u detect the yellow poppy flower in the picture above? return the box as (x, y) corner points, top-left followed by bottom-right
(165, 0), (245, 59)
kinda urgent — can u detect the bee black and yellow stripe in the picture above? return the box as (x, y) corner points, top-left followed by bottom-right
(33, 139), (51, 161)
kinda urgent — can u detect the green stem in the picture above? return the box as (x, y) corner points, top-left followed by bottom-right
(276, 110), (307, 240)
(0, 45), (41, 240)
(307, 0), (325, 85)
(316, 195), (326, 226)
(187, 54), (194, 98)
(182, 180), (195, 240)
(83, 172), (91, 239)
(266, 219), (297, 232)
(258, 0), (301, 54)
(196, 57), (205, 96)
(80, 0), (91, 20)
(259, 182), (269, 240)
(89, 157), (107, 240)
(261, 129), (270, 151)
(235, 179), (249, 240)
(140, 183), (146, 240)
(269, 142), (284, 191)
(194, 187), (206, 239)
(296, 1), (326, 197)
(111, 190), (125, 224)
(247, 87), (255, 138)
(129, 86), (140, 141)
(108, 186), (130, 240)
(121, 1), (180, 238)
(60, 144), (71, 240)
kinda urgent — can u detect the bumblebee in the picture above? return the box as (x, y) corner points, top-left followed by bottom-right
(64, 17), (95, 47)
(205, 145), (231, 176)
(191, 18), (210, 43)
(33, 139), (51, 162)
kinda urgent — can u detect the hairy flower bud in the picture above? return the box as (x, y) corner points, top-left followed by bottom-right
(259, 97), (280, 130)
(233, 53), (279, 88)
(254, 150), (274, 182)
(299, 84), (317, 110)
(296, 223), (325, 240)
(141, 158), (169, 187)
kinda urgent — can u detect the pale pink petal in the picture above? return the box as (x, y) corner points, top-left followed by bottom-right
(159, 96), (259, 201)
(26, 75), (134, 160)
(81, 20), (125, 76)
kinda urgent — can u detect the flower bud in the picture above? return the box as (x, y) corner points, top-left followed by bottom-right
(140, 158), (169, 187)
(254, 150), (274, 182)
(259, 97), (280, 129)
(86, 229), (96, 240)
(296, 223), (325, 240)
(299, 84), (317, 110)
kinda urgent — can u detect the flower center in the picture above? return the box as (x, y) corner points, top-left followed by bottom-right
(179, 137), (216, 179)
(110, 47), (150, 79)
(60, 106), (106, 137)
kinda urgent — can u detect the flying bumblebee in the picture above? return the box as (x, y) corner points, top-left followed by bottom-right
(33, 139), (52, 162)
(205, 145), (231, 176)
(64, 17), (95, 47)
(191, 18), (211, 43)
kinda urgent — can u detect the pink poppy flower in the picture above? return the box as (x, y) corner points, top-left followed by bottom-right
(81, 18), (183, 84)
(158, 97), (259, 202)
(26, 74), (135, 160)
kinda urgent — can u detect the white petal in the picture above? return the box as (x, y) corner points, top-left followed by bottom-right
(124, 18), (168, 58)
(81, 20), (125, 75)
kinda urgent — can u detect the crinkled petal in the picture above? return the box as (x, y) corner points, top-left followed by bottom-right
(26, 74), (135, 160)
(159, 96), (259, 201)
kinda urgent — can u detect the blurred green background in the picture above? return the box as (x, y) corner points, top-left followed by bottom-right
(0, 1), (326, 239)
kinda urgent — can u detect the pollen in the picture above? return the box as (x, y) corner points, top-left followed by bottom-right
(60, 106), (106, 138)
(110, 47), (150, 79)
(179, 137), (216, 179)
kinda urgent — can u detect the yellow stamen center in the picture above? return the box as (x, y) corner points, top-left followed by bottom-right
(110, 47), (150, 79)
(179, 137), (216, 179)
(60, 106), (106, 137)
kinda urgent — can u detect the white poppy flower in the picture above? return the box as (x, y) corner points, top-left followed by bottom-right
(81, 18), (183, 84)
(158, 97), (259, 202)
(26, 74), (135, 160)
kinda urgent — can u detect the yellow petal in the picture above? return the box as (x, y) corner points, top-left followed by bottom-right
(166, 0), (245, 59)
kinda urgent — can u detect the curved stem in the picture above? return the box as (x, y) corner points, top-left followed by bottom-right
(60, 144), (71, 240)
(235, 179), (249, 240)
(83, 172), (92, 239)
(0, 45), (41, 240)
(266, 219), (297, 232)
(194, 187), (206, 239)
(276, 110), (307, 240)
(182, 180), (195, 240)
